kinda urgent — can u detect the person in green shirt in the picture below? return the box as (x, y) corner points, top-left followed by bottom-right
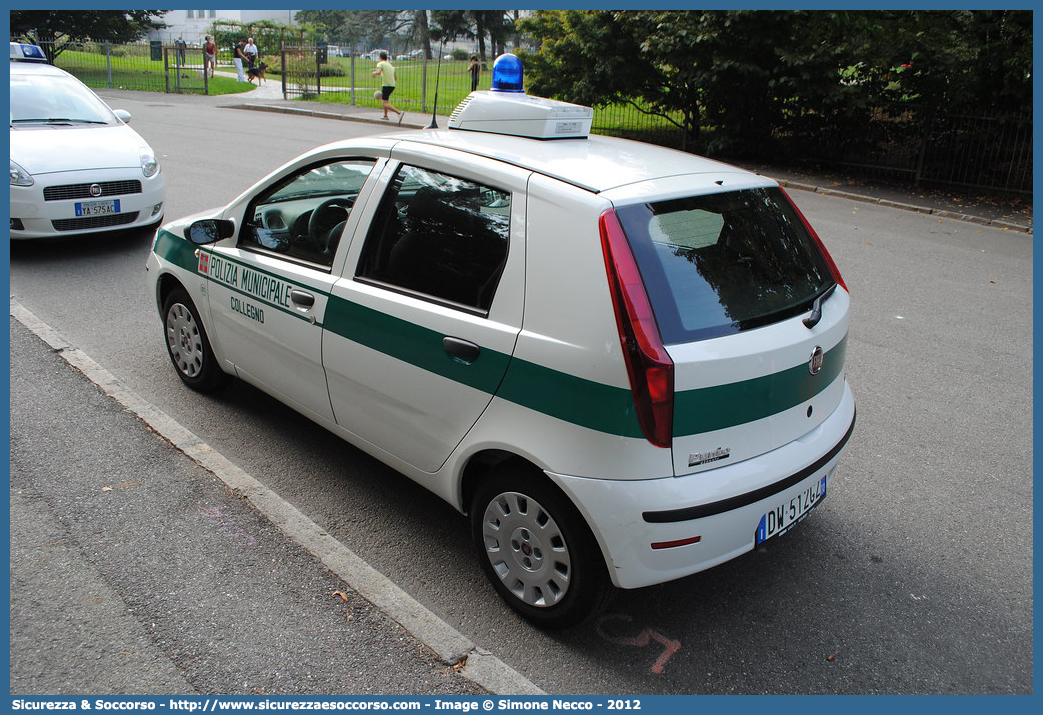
(372, 52), (405, 123)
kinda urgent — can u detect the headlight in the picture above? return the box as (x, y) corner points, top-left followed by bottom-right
(140, 147), (159, 178)
(10, 160), (33, 187)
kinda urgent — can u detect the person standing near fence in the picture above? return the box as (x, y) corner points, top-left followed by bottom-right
(175, 35), (186, 67)
(467, 54), (481, 92)
(244, 37), (258, 70)
(371, 51), (405, 123)
(203, 36), (216, 78)
(233, 38), (247, 82)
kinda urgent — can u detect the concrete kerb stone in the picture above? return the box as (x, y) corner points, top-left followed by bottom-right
(773, 177), (1032, 234)
(226, 102), (422, 128)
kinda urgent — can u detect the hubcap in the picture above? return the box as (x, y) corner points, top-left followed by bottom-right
(481, 492), (571, 608)
(166, 303), (204, 378)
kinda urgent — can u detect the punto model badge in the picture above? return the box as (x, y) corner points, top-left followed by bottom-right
(689, 447), (731, 467)
(89, 183), (103, 197)
(809, 346), (825, 375)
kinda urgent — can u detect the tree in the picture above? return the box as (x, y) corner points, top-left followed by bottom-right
(414, 11), (433, 60)
(519, 10), (1031, 157)
(862, 10), (1032, 115)
(430, 10), (515, 61)
(430, 10), (472, 45)
(294, 10), (349, 44)
(519, 11), (708, 146)
(10, 10), (168, 62)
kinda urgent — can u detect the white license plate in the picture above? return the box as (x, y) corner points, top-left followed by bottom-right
(755, 472), (828, 546)
(75, 199), (120, 217)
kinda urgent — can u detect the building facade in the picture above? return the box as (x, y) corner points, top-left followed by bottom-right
(149, 10), (298, 44)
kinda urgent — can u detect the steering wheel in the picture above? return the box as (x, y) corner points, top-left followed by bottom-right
(308, 197), (354, 253)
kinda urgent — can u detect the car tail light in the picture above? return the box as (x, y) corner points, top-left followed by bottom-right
(781, 188), (848, 292)
(600, 209), (674, 449)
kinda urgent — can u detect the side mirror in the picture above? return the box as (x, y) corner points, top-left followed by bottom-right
(113, 109), (132, 123)
(185, 218), (235, 245)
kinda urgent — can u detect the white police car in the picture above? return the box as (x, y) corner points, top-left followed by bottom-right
(145, 55), (855, 627)
(9, 43), (165, 239)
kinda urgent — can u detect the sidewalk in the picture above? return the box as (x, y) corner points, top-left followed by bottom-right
(9, 305), (540, 697)
(211, 71), (437, 131)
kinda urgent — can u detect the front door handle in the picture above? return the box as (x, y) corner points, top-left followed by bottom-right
(290, 289), (315, 309)
(443, 336), (481, 365)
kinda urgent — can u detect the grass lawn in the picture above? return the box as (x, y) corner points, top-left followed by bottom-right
(51, 49), (685, 144)
(54, 48), (253, 96)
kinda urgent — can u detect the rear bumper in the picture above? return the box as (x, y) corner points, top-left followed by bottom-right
(551, 381), (856, 589)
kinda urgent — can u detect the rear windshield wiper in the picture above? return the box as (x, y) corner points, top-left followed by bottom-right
(803, 283), (838, 329)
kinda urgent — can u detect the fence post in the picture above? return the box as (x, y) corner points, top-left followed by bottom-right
(421, 57), (428, 114)
(914, 112), (932, 187)
(315, 48), (321, 96)
(281, 48), (287, 100)
(104, 42), (114, 89)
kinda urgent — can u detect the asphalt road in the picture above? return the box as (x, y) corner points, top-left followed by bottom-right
(8, 92), (1033, 695)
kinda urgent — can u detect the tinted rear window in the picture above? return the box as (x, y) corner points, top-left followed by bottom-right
(615, 187), (835, 344)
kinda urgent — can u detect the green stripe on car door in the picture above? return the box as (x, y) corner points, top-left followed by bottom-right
(323, 295), (512, 394)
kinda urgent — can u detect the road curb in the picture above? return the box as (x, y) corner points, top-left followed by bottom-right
(9, 297), (546, 697)
(223, 102), (427, 129)
(773, 178), (1032, 234)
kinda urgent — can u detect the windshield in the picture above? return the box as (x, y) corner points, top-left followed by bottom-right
(10, 73), (117, 125)
(615, 187), (835, 344)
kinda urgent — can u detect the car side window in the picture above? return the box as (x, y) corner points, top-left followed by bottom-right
(241, 159), (375, 268)
(356, 164), (511, 313)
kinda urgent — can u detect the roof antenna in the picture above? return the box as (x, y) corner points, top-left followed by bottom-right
(427, 35), (445, 129)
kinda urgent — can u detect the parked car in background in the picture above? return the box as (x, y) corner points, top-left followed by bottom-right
(9, 43), (164, 240)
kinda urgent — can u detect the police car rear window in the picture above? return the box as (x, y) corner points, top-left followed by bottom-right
(614, 187), (835, 344)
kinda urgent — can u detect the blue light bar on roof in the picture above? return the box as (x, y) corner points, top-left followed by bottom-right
(10, 42), (48, 62)
(490, 53), (524, 93)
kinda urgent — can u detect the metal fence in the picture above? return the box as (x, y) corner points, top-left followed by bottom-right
(30, 40), (1031, 196)
(46, 40), (215, 94)
(783, 106), (1032, 195)
(280, 48), (487, 118)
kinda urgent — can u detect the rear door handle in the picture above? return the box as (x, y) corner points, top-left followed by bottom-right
(442, 336), (481, 364)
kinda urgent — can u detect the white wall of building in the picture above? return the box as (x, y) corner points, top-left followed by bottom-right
(149, 10), (297, 45)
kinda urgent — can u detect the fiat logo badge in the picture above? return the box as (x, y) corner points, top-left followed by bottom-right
(89, 183), (103, 197)
(809, 346), (825, 375)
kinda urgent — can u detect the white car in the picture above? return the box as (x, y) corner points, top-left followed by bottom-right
(9, 43), (165, 240)
(146, 56), (855, 628)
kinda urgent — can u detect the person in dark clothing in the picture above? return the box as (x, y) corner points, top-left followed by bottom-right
(467, 54), (480, 92)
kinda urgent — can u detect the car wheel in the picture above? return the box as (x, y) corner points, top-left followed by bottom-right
(162, 288), (229, 393)
(470, 465), (611, 629)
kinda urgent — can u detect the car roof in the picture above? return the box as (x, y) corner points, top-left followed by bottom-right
(10, 61), (72, 79)
(389, 128), (762, 194)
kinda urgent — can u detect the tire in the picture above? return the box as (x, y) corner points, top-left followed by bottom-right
(162, 287), (229, 393)
(470, 465), (612, 629)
